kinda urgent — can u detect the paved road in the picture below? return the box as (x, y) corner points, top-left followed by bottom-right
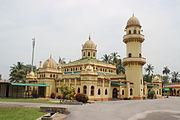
(66, 97), (180, 120)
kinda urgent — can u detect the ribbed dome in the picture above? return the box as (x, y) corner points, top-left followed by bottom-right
(42, 57), (58, 69)
(83, 40), (96, 50)
(127, 15), (140, 26)
(152, 76), (162, 83)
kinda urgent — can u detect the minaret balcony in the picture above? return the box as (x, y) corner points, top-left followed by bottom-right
(123, 57), (146, 66)
(123, 34), (144, 43)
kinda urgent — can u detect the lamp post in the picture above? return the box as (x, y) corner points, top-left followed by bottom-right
(31, 37), (35, 71)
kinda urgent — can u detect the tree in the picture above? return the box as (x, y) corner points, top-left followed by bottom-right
(145, 64), (154, 76)
(59, 56), (66, 64)
(101, 54), (112, 64)
(162, 66), (170, 85)
(9, 62), (36, 83)
(171, 71), (180, 83)
(58, 84), (75, 100)
(162, 66), (170, 75)
(110, 52), (120, 65)
(116, 59), (125, 74)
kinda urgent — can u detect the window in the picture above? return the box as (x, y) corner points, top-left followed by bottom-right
(83, 85), (87, 94)
(98, 89), (101, 95)
(128, 53), (132, 57)
(83, 52), (85, 56)
(122, 89), (124, 95)
(93, 52), (95, 57)
(77, 88), (80, 93)
(138, 30), (141, 34)
(139, 53), (142, 57)
(53, 74), (55, 78)
(91, 86), (94, 96)
(129, 30), (131, 34)
(105, 89), (108, 95)
(157, 90), (158, 95)
(88, 52), (90, 56)
(130, 88), (133, 96)
(134, 30), (137, 34)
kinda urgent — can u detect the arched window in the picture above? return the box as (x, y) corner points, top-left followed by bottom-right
(139, 53), (142, 57)
(105, 89), (108, 95)
(98, 89), (101, 95)
(93, 52), (95, 57)
(134, 29), (137, 34)
(122, 89), (124, 95)
(157, 90), (159, 95)
(129, 30), (131, 34)
(77, 88), (80, 93)
(50, 74), (52, 78)
(138, 30), (141, 34)
(130, 88), (133, 96)
(83, 52), (86, 56)
(128, 53), (132, 57)
(83, 85), (87, 94)
(91, 86), (94, 96)
(88, 52), (90, 56)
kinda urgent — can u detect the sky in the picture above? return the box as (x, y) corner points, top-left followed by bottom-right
(0, 0), (180, 79)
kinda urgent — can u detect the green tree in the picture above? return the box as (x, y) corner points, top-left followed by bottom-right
(101, 54), (112, 64)
(145, 64), (154, 75)
(110, 52), (120, 65)
(58, 84), (75, 100)
(171, 71), (180, 83)
(162, 66), (170, 85)
(58, 56), (66, 64)
(116, 59), (125, 74)
(9, 62), (36, 83)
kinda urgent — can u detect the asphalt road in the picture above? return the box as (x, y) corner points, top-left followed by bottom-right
(66, 97), (180, 120)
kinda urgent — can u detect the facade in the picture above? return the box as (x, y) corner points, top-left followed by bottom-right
(163, 83), (180, 96)
(26, 15), (162, 100)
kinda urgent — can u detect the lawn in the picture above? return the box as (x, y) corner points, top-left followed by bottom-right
(0, 98), (59, 104)
(0, 107), (46, 120)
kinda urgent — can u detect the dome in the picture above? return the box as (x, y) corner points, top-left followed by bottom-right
(82, 36), (96, 50)
(127, 15), (141, 26)
(152, 76), (162, 83)
(42, 57), (58, 69)
(29, 71), (35, 77)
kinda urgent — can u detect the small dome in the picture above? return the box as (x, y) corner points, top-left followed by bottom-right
(152, 76), (162, 83)
(42, 57), (58, 69)
(82, 35), (96, 50)
(29, 71), (35, 77)
(86, 65), (94, 72)
(127, 15), (141, 26)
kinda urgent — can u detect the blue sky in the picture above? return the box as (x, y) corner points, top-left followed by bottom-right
(0, 0), (180, 79)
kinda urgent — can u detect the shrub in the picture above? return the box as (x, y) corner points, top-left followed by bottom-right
(58, 84), (75, 100)
(50, 92), (56, 99)
(75, 93), (88, 103)
(148, 90), (156, 99)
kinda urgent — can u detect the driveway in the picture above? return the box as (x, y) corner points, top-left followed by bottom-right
(66, 97), (180, 120)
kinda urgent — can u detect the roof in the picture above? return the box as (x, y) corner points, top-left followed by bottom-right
(64, 58), (115, 68)
(11, 83), (50, 87)
(83, 39), (96, 50)
(147, 85), (159, 88)
(42, 57), (58, 69)
(163, 88), (171, 91)
(127, 15), (140, 26)
(111, 82), (127, 86)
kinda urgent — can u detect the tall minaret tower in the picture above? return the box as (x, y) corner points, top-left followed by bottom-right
(123, 15), (146, 99)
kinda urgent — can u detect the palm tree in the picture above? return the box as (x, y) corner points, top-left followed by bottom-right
(171, 71), (180, 83)
(9, 62), (26, 83)
(116, 59), (125, 74)
(145, 64), (154, 75)
(59, 56), (66, 64)
(162, 66), (170, 75)
(110, 52), (120, 65)
(101, 54), (112, 64)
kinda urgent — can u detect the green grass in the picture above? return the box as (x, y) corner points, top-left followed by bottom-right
(0, 107), (46, 120)
(0, 98), (59, 104)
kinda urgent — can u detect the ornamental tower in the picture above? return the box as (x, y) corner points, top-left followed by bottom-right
(82, 35), (97, 59)
(123, 15), (146, 99)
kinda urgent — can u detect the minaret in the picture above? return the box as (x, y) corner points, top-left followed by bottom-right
(123, 15), (146, 99)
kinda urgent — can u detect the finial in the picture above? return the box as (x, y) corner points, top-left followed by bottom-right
(132, 13), (134, 17)
(88, 33), (91, 40)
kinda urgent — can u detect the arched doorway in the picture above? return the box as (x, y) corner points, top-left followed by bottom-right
(112, 88), (118, 98)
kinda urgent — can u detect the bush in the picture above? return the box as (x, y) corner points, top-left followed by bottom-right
(148, 90), (156, 99)
(50, 92), (56, 99)
(75, 93), (88, 103)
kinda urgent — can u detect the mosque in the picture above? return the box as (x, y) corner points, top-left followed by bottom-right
(26, 15), (163, 100)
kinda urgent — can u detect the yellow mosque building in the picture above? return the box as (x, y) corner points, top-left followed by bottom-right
(26, 15), (162, 100)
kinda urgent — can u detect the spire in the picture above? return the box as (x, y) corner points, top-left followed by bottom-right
(88, 34), (91, 40)
(132, 13), (134, 17)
